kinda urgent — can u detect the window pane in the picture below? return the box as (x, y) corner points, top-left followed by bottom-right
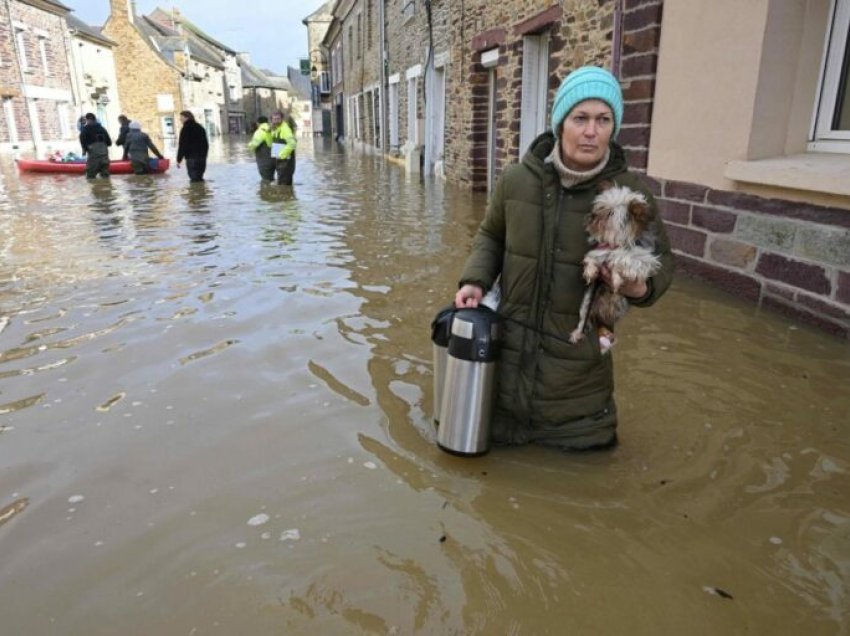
(833, 29), (850, 130)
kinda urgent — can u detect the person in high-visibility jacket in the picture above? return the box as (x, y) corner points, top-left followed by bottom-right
(247, 116), (274, 182)
(269, 110), (297, 186)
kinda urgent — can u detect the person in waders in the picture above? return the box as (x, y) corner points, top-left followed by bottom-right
(79, 113), (112, 180)
(248, 116), (274, 182)
(454, 66), (674, 451)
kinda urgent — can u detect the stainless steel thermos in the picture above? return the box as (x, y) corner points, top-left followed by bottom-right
(430, 305), (455, 424)
(435, 307), (501, 456)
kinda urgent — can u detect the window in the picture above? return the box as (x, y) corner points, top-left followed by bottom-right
(15, 28), (29, 72)
(332, 44), (341, 84)
(403, 0), (415, 23)
(38, 37), (49, 75)
(357, 13), (361, 59)
(389, 79), (399, 149)
(3, 98), (19, 145)
(407, 76), (418, 145)
(813, 0), (850, 151)
(519, 33), (550, 156)
(320, 71), (330, 94)
(58, 102), (70, 139)
(367, 0), (373, 50)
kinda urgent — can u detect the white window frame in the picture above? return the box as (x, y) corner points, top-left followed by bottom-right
(388, 75), (400, 149)
(481, 48), (499, 193)
(15, 26), (29, 73)
(519, 32), (550, 157)
(38, 36), (49, 75)
(57, 102), (70, 139)
(811, 0), (850, 152)
(3, 98), (19, 145)
(402, 0), (415, 24)
(407, 76), (418, 145)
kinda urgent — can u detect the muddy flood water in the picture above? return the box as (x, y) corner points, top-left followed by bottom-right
(0, 139), (848, 635)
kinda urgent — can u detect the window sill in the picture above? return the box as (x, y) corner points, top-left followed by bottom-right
(724, 152), (850, 198)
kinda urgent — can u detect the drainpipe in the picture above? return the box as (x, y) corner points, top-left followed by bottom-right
(378, 0), (386, 152)
(611, 0), (624, 77)
(422, 0), (434, 175)
(65, 26), (84, 121)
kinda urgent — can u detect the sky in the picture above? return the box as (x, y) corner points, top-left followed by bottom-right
(66, 0), (329, 73)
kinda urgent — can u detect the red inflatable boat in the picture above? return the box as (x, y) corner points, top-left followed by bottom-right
(15, 158), (171, 174)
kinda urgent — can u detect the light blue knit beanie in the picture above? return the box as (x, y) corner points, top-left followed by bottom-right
(550, 66), (624, 136)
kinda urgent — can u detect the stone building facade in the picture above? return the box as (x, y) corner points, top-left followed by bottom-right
(148, 7), (245, 135)
(0, 4), (26, 150)
(383, 0), (450, 175)
(322, 5), (344, 140)
(322, 0), (850, 336)
(303, 1), (334, 136)
(239, 54), (294, 128)
(335, 0), (382, 150)
(0, 0), (75, 153)
(102, 0), (183, 145)
(442, 0), (616, 190)
(633, 0), (850, 337)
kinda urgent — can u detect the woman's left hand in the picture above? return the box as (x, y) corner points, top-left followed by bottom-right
(599, 264), (647, 299)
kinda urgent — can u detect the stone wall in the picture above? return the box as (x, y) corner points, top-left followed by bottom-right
(103, 0), (182, 145)
(5, 0), (74, 146)
(384, 0), (427, 152)
(647, 178), (850, 337)
(444, 0), (616, 190)
(340, 0), (381, 143)
(616, 0), (661, 172)
(0, 11), (25, 146)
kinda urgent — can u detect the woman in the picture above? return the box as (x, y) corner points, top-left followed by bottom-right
(176, 111), (209, 183)
(454, 66), (674, 451)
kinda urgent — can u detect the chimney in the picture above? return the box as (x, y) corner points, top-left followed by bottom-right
(109, 0), (135, 24)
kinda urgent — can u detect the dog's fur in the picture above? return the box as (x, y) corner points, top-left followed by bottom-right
(569, 183), (661, 349)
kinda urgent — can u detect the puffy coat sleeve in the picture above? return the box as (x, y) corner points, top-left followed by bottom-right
(274, 124), (297, 160)
(458, 173), (508, 291)
(247, 125), (269, 150)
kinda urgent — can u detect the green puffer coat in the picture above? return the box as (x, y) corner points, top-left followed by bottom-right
(459, 132), (674, 449)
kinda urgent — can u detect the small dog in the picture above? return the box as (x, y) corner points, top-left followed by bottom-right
(569, 182), (661, 352)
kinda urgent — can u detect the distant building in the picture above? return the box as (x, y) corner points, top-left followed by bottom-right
(137, 13), (225, 138)
(287, 67), (314, 136)
(102, 0), (184, 144)
(334, 0), (382, 152)
(66, 14), (122, 146)
(148, 7), (246, 135)
(321, 6), (345, 142)
(0, 0), (75, 154)
(302, 1), (334, 136)
(239, 54), (293, 129)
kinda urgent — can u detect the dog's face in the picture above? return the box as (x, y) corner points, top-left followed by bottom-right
(586, 184), (652, 247)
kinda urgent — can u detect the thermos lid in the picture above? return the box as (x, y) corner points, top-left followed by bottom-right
(430, 304), (455, 347)
(447, 307), (501, 362)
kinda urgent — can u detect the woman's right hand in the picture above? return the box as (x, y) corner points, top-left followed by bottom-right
(455, 284), (484, 308)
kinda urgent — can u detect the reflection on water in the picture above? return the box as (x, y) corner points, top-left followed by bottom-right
(0, 139), (848, 635)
